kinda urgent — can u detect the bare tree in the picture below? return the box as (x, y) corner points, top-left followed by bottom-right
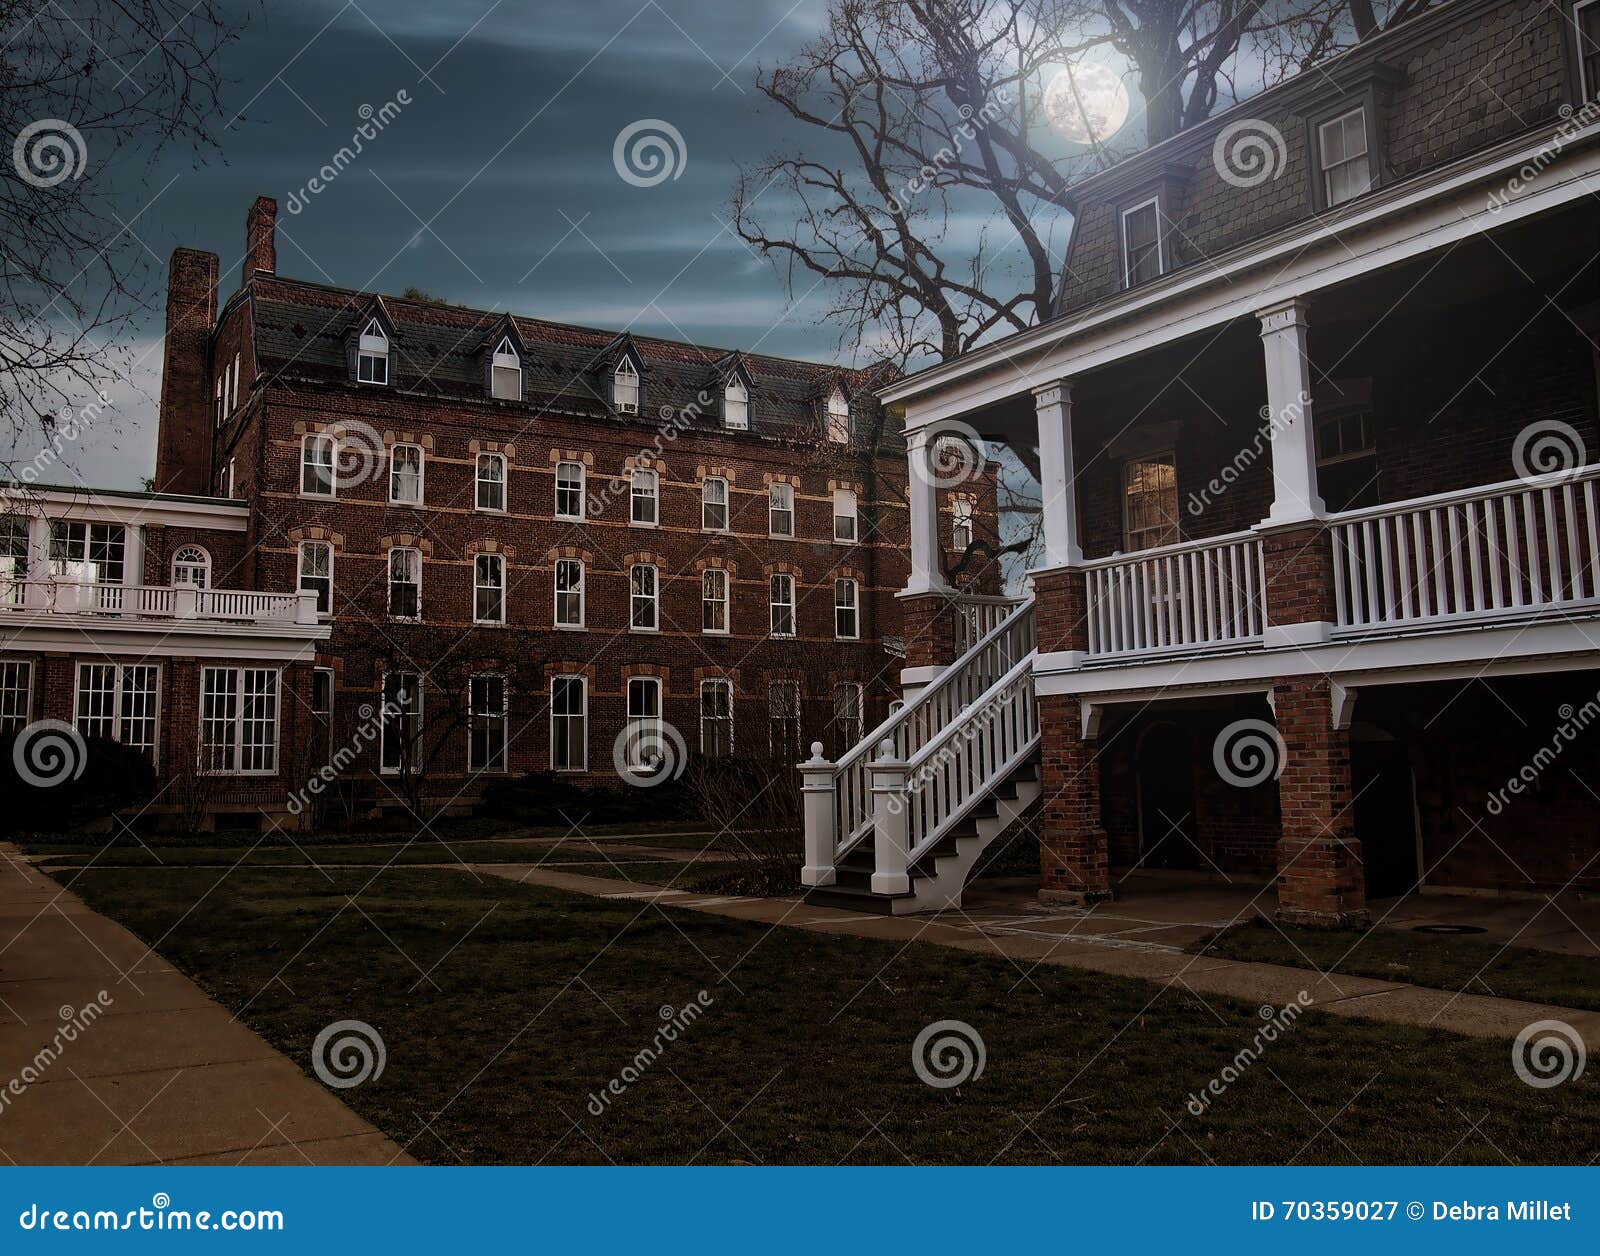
(0, 2), (241, 477)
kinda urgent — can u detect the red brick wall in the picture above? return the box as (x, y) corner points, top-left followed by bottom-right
(154, 249), (218, 496)
(1037, 692), (1110, 902)
(1272, 678), (1367, 926)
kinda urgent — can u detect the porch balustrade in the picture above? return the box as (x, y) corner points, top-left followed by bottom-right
(1082, 531), (1265, 659)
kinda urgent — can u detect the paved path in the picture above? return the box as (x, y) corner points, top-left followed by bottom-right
(0, 848), (412, 1166)
(472, 863), (1600, 1050)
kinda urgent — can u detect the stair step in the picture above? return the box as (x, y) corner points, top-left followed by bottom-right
(804, 885), (906, 915)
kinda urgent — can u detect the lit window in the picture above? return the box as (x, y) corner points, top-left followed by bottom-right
(1122, 455), (1180, 552)
(389, 443), (424, 505)
(951, 498), (974, 551)
(631, 469), (658, 526)
(1318, 107), (1371, 207)
(301, 434), (336, 498)
(198, 666), (278, 774)
(171, 545), (210, 588)
(357, 318), (389, 385)
(550, 675), (587, 771)
(555, 461), (585, 520)
(74, 664), (159, 762)
(554, 558), (585, 628)
(724, 377), (749, 430)
(827, 389), (850, 443)
(387, 547), (422, 619)
(379, 671), (422, 774)
(833, 682), (864, 757)
(476, 453), (506, 512)
(832, 489), (857, 543)
(49, 522), (124, 585)
(834, 578), (859, 639)
(702, 567), (728, 634)
(0, 661), (33, 734)
(702, 478), (728, 531)
(1122, 198), (1162, 286)
(768, 681), (801, 761)
(613, 357), (640, 413)
(490, 336), (522, 401)
(630, 563), (658, 631)
(474, 553), (505, 624)
(298, 541), (332, 615)
(769, 483), (794, 538)
(700, 679), (733, 756)
(770, 573), (795, 637)
(625, 677), (663, 771)
(469, 674), (508, 772)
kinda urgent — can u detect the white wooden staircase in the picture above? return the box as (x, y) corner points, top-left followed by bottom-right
(800, 596), (1040, 914)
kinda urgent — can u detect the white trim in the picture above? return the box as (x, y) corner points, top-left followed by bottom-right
(297, 539), (333, 617)
(630, 468), (659, 528)
(702, 476), (729, 532)
(473, 551), (506, 625)
(300, 433), (337, 499)
(0, 486), (250, 533)
(701, 565), (729, 635)
(554, 460), (585, 521)
(475, 451), (508, 513)
(197, 664), (281, 776)
(549, 673), (588, 772)
(1120, 195), (1163, 288)
(554, 557), (585, 629)
(0, 620), (325, 660)
(1578, 0), (1600, 101)
(388, 442), (425, 506)
(768, 482), (795, 539)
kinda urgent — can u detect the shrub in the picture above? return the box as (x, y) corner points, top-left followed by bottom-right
(0, 731), (157, 837)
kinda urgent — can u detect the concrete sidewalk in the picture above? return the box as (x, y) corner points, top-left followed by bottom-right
(474, 863), (1600, 1050)
(0, 848), (412, 1166)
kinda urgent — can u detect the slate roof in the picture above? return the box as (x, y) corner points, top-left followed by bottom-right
(244, 276), (900, 443)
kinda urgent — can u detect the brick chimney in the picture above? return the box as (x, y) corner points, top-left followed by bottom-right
(245, 196), (277, 277)
(154, 247), (219, 496)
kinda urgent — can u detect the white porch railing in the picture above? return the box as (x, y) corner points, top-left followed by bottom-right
(952, 593), (1024, 655)
(4, 581), (317, 625)
(1083, 531), (1265, 659)
(1330, 464), (1600, 633)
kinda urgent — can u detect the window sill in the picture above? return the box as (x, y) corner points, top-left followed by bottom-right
(630, 626), (661, 634)
(554, 622), (587, 632)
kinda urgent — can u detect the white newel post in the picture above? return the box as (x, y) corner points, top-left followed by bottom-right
(174, 585), (199, 619)
(1257, 298), (1325, 526)
(868, 737), (911, 895)
(1034, 380), (1084, 567)
(800, 742), (838, 887)
(904, 427), (948, 596)
(295, 589), (319, 625)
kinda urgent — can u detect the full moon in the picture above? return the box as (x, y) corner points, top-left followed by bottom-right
(1044, 64), (1130, 144)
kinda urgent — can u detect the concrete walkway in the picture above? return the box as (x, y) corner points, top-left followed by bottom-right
(0, 848), (412, 1166)
(473, 862), (1600, 1050)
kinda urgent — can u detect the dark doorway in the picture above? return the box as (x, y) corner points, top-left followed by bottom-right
(1136, 721), (1200, 870)
(1352, 737), (1419, 898)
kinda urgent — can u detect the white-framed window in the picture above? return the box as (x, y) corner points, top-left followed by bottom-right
(833, 682), (864, 757)
(827, 389), (850, 443)
(613, 357), (639, 413)
(298, 541), (333, 615)
(476, 452), (507, 512)
(834, 578), (859, 640)
(1122, 454), (1180, 552)
(624, 676), (662, 770)
(724, 376), (749, 430)
(832, 488), (857, 543)
(1316, 407), (1379, 513)
(469, 673), (508, 773)
(630, 563), (659, 631)
(769, 573), (795, 637)
(0, 516), (26, 603)
(387, 546), (422, 620)
(357, 318), (389, 385)
(49, 521), (125, 584)
(474, 552), (505, 624)
(379, 671), (422, 774)
(1121, 196), (1162, 287)
(0, 660), (33, 734)
(490, 336), (522, 401)
(389, 443), (424, 505)
(231, 353), (241, 413)
(555, 461), (585, 520)
(768, 482), (794, 538)
(214, 378), (223, 428)
(198, 666), (278, 775)
(700, 679), (733, 756)
(75, 663), (160, 762)
(225, 457), (236, 498)
(768, 680), (801, 761)
(1580, 0), (1600, 100)
(702, 567), (729, 634)
(951, 498), (974, 552)
(631, 469), (658, 526)
(311, 666), (335, 770)
(550, 675), (587, 771)
(301, 433), (336, 498)
(171, 545), (210, 588)
(1317, 106), (1371, 207)
(702, 477), (729, 531)
(554, 558), (585, 628)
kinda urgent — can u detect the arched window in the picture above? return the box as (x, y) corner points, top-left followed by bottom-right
(490, 336), (521, 401)
(171, 545), (210, 588)
(357, 319), (389, 385)
(827, 388), (850, 443)
(724, 377), (749, 430)
(613, 358), (639, 414)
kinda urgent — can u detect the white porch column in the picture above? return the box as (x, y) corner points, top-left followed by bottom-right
(122, 522), (145, 600)
(1033, 380), (1083, 567)
(24, 514), (50, 608)
(1257, 298), (1325, 525)
(904, 426), (948, 596)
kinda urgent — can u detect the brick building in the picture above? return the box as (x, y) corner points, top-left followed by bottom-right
(804, 0), (1600, 919)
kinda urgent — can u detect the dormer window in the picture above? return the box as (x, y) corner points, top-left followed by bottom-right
(357, 319), (389, 385)
(1121, 197), (1162, 287)
(827, 389), (850, 443)
(1316, 107), (1372, 208)
(1579, 0), (1600, 100)
(613, 358), (639, 414)
(724, 376), (749, 430)
(491, 336), (522, 401)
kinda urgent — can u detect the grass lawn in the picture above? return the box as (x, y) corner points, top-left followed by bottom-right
(1190, 920), (1600, 1013)
(37, 854), (1600, 1165)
